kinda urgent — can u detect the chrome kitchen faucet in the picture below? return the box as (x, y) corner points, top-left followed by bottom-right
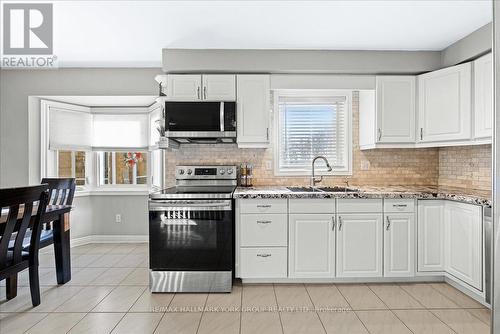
(311, 156), (333, 187)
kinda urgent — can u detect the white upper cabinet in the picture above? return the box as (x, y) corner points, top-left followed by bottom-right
(236, 75), (271, 148)
(202, 75), (236, 101)
(289, 214), (335, 278)
(473, 53), (493, 140)
(376, 76), (416, 143)
(165, 74), (202, 101)
(161, 74), (236, 101)
(418, 63), (472, 143)
(336, 213), (383, 277)
(444, 202), (482, 290)
(417, 200), (445, 272)
(384, 213), (415, 277)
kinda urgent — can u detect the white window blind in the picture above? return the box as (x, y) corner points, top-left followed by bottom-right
(277, 93), (350, 174)
(48, 103), (92, 151)
(92, 114), (149, 150)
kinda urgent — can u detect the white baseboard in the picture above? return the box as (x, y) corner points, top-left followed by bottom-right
(71, 235), (148, 246)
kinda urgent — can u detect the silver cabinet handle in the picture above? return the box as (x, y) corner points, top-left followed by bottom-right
(257, 204), (272, 208)
(203, 86), (207, 100)
(392, 204), (408, 208)
(257, 254), (271, 258)
(378, 128), (382, 141)
(331, 216), (336, 231)
(420, 128), (423, 140)
(338, 216), (343, 231)
(257, 220), (272, 224)
(386, 216), (391, 230)
(197, 86), (201, 99)
(266, 128), (269, 141)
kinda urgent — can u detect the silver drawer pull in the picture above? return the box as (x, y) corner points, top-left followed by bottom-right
(257, 254), (272, 258)
(393, 204), (408, 208)
(257, 220), (272, 224)
(256, 204), (272, 208)
(386, 216), (391, 230)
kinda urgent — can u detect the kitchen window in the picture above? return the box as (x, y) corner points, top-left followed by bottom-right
(274, 91), (352, 175)
(97, 152), (148, 186)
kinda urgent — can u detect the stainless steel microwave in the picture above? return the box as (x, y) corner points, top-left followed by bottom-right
(164, 101), (236, 144)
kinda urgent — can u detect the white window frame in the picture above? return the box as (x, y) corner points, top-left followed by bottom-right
(96, 151), (149, 188)
(273, 90), (353, 176)
(53, 150), (90, 190)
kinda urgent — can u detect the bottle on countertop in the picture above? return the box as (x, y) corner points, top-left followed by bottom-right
(239, 163), (253, 187)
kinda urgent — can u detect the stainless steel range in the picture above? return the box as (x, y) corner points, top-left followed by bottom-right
(148, 165), (237, 293)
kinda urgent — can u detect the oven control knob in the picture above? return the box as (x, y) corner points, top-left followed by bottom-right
(227, 169), (233, 174)
(219, 169), (225, 175)
(187, 169), (193, 175)
(179, 169), (185, 175)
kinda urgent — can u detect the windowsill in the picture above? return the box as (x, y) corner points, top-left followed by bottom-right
(74, 187), (150, 197)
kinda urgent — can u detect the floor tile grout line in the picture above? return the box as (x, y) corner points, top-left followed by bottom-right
(336, 284), (372, 334)
(63, 312), (91, 334)
(272, 284), (285, 334)
(194, 292), (210, 334)
(151, 287), (175, 334)
(303, 283), (327, 334)
(427, 282), (485, 309)
(398, 282), (460, 310)
(427, 308), (465, 334)
(464, 307), (492, 325)
(20, 312), (51, 334)
(365, 284), (416, 334)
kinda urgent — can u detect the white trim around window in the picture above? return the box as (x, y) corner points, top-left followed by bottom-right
(273, 90), (353, 176)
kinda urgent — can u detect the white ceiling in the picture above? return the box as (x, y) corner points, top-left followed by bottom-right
(46, 0), (493, 67)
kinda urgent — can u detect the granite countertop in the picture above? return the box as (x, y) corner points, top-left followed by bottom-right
(233, 185), (491, 206)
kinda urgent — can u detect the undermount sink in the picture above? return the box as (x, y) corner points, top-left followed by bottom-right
(286, 187), (324, 192)
(319, 186), (359, 192)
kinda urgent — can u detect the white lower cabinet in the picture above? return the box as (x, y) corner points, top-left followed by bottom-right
(417, 201), (445, 272)
(384, 213), (415, 277)
(445, 202), (482, 290)
(289, 214), (335, 278)
(240, 247), (288, 278)
(336, 214), (383, 277)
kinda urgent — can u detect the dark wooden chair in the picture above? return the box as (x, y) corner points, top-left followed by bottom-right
(36, 178), (76, 249)
(0, 184), (49, 306)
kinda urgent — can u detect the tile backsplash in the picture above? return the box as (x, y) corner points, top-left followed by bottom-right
(163, 92), (491, 192)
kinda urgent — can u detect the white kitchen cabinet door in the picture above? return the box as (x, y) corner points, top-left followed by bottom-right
(417, 201), (445, 272)
(289, 214), (335, 278)
(445, 202), (482, 290)
(474, 53), (493, 139)
(166, 75), (202, 101)
(236, 75), (270, 147)
(384, 213), (415, 277)
(336, 214), (383, 277)
(418, 63), (472, 143)
(376, 76), (416, 143)
(202, 75), (236, 101)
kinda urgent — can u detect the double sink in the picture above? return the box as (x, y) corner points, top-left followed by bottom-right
(286, 186), (359, 193)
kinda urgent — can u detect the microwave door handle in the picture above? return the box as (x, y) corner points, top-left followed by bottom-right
(220, 102), (225, 132)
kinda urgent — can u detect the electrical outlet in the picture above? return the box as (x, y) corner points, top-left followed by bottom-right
(361, 160), (370, 171)
(265, 160), (272, 170)
(115, 214), (122, 223)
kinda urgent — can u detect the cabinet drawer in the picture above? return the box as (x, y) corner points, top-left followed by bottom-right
(289, 199), (335, 214)
(240, 247), (288, 278)
(240, 214), (287, 247)
(337, 199), (383, 213)
(239, 199), (287, 214)
(384, 199), (415, 213)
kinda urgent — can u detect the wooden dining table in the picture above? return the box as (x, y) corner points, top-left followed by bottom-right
(0, 204), (73, 284)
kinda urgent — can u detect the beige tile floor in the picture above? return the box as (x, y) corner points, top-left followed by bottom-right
(0, 243), (491, 334)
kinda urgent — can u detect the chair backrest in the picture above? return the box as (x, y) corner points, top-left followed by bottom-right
(40, 178), (76, 206)
(0, 185), (49, 270)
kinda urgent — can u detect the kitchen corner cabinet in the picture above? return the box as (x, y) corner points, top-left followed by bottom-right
(417, 63), (472, 143)
(473, 53), (493, 139)
(444, 201), (482, 290)
(336, 214), (383, 277)
(289, 214), (335, 278)
(236, 75), (271, 148)
(417, 200), (445, 272)
(163, 74), (236, 101)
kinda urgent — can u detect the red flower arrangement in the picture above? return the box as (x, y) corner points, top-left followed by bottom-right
(124, 152), (143, 167)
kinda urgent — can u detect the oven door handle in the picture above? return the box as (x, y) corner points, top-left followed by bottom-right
(149, 200), (232, 212)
